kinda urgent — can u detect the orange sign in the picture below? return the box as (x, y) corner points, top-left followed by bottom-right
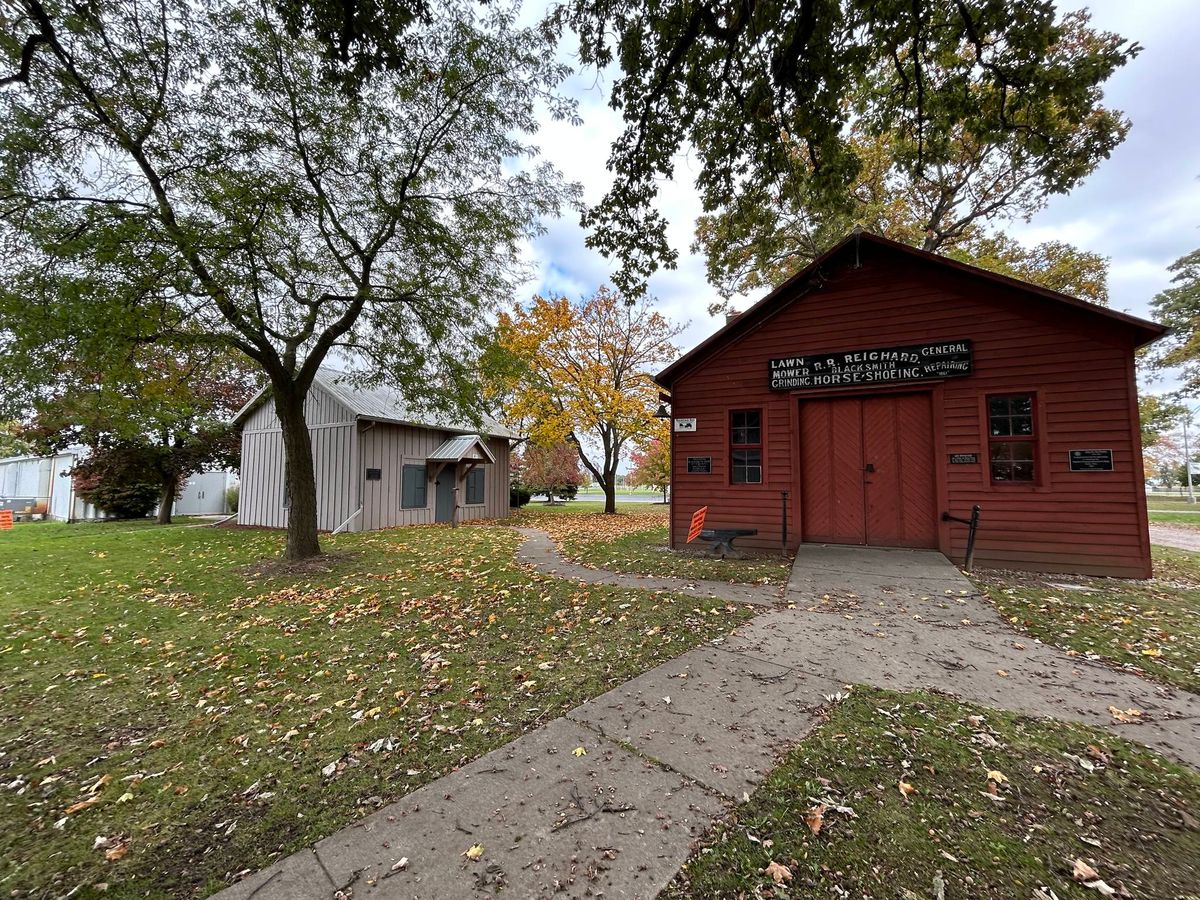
(686, 506), (708, 543)
(0, 510), (12, 530)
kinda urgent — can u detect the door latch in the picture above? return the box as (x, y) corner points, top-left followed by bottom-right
(864, 463), (876, 473)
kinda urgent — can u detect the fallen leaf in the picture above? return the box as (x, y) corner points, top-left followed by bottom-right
(65, 796), (102, 815)
(986, 769), (1008, 784)
(464, 843), (484, 860)
(899, 780), (917, 798)
(804, 803), (827, 835)
(572, 747), (587, 757)
(764, 860), (792, 884)
(104, 840), (129, 862)
(1107, 706), (1143, 724)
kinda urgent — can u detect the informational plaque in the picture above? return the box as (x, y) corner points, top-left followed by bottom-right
(686, 457), (712, 474)
(949, 453), (978, 464)
(674, 417), (697, 432)
(1069, 449), (1114, 472)
(769, 340), (972, 391)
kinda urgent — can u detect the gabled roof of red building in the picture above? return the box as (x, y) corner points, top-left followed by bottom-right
(655, 231), (1168, 388)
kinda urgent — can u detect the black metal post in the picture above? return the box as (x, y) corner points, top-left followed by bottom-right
(941, 504), (982, 572)
(781, 490), (789, 555)
(964, 504), (981, 572)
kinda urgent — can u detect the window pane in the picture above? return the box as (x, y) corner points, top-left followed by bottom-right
(989, 394), (1034, 438)
(466, 468), (485, 505)
(732, 449), (762, 484)
(731, 410), (761, 445)
(989, 441), (1035, 482)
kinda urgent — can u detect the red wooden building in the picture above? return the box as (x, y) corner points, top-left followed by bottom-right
(656, 232), (1166, 578)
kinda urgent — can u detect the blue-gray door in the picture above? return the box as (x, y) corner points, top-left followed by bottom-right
(434, 467), (455, 523)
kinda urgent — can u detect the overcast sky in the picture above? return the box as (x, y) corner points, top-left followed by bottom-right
(520, 0), (1200, 397)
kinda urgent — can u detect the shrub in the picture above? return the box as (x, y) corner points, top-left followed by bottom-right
(74, 475), (160, 518)
(225, 484), (240, 513)
(510, 484), (532, 508)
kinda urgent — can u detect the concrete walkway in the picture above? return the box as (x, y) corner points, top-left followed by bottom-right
(214, 537), (1200, 900)
(512, 526), (782, 607)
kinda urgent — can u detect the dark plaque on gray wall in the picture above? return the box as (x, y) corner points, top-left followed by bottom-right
(769, 340), (972, 391)
(1069, 449), (1114, 472)
(687, 457), (712, 474)
(365, 468), (382, 481)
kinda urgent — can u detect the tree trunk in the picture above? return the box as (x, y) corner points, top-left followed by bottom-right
(156, 476), (177, 525)
(274, 382), (322, 560)
(602, 476), (616, 513)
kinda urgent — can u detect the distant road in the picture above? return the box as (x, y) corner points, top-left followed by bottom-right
(574, 491), (668, 505)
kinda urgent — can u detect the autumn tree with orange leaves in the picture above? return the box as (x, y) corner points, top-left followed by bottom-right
(628, 424), (671, 503)
(490, 287), (683, 514)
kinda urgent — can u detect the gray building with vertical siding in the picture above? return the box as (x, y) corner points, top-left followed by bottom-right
(233, 371), (513, 532)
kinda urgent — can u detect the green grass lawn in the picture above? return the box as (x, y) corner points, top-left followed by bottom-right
(513, 503), (793, 586)
(1144, 495), (1200, 527)
(971, 547), (1200, 693)
(668, 687), (1200, 899)
(1147, 494), (1200, 510)
(0, 520), (753, 898)
(1149, 510), (1200, 528)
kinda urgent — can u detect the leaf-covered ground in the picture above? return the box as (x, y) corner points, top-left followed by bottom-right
(0, 520), (753, 898)
(668, 687), (1200, 899)
(513, 501), (793, 585)
(972, 547), (1200, 693)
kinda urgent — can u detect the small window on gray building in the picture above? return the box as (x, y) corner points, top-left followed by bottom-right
(282, 483), (290, 508)
(365, 468), (382, 481)
(465, 467), (485, 505)
(402, 464), (427, 509)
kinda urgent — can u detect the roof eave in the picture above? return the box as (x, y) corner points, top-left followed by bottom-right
(655, 231), (1168, 386)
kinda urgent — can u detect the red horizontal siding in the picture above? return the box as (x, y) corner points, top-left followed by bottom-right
(667, 248), (1152, 578)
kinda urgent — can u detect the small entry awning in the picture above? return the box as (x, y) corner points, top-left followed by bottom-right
(426, 434), (496, 465)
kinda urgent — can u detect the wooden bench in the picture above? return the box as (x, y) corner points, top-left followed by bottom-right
(698, 528), (757, 559)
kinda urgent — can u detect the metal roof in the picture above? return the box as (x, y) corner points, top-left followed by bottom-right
(233, 369), (514, 439)
(426, 434), (497, 464)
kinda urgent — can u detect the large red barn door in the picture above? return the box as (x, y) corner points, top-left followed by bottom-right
(799, 398), (866, 544)
(862, 394), (937, 547)
(800, 394), (937, 548)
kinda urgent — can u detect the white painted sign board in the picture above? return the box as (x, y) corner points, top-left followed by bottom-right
(673, 417), (697, 433)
